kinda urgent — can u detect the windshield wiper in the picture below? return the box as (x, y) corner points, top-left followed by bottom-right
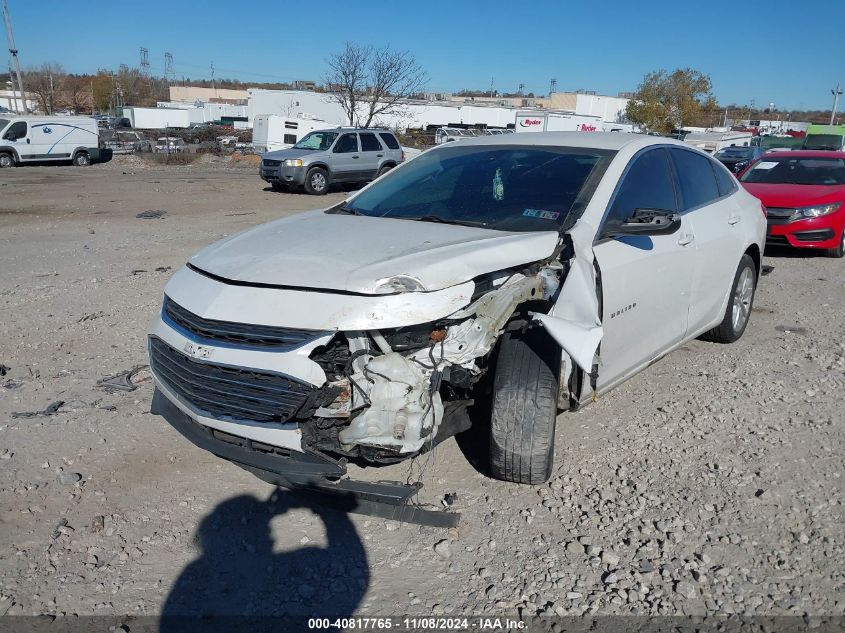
(412, 215), (489, 228)
(333, 204), (361, 215)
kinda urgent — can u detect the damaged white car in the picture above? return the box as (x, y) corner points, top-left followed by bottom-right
(149, 132), (766, 512)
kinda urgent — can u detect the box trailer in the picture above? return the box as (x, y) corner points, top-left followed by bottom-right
(682, 131), (753, 154)
(514, 111), (604, 133)
(253, 114), (330, 153)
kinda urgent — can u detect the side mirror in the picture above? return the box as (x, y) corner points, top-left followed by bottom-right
(607, 208), (681, 237)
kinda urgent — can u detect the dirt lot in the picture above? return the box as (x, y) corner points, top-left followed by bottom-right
(0, 158), (843, 625)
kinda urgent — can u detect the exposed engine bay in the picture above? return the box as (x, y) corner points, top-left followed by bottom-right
(304, 263), (568, 462)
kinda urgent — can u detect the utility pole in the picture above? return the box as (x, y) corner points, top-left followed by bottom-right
(2, 0), (27, 113)
(489, 77), (494, 99)
(831, 83), (842, 125)
(164, 52), (175, 83)
(210, 62), (217, 98)
(140, 47), (150, 77)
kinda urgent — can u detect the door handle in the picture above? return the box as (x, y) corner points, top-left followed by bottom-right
(26, 139), (30, 144)
(677, 234), (695, 246)
(376, 154), (383, 157)
(728, 215), (741, 225)
(352, 155), (359, 159)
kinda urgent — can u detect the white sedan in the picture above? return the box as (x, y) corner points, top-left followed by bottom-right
(148, 132), (766, 501)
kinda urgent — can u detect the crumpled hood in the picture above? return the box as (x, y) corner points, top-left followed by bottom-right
(189, 210), (560, 294)
(742, 183), (845, 208)
(261, 148), (312, 161)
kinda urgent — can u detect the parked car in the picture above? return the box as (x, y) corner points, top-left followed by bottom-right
(801, 124), (845, 151)
(0, 115), (101, 167)
(259, 128), (404, 193)
(149, 132), (765, 506)
(102, 130), (152, 154)
(154, 137), (187, 154)
(714, 146), (765, 174)
(739, 150), (845, 257)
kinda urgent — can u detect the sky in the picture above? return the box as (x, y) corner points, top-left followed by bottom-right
(5, 0), (844, 111)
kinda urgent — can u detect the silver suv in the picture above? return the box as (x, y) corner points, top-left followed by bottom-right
(259, 127), (404, 194)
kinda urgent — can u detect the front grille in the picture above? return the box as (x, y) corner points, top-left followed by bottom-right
(149, 337), (313, 423)
(163, 296), (326, 350)
(766, 235), (790, 245)
(766, 207), (794, 226)
(262, 159), (281, 167)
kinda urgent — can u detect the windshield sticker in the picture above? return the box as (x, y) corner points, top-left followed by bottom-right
(753, 161), (778, 170)
(523, 208), (560, 220)
(493, 168), (504, 201)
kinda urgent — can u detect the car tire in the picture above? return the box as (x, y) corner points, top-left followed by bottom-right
(73, 151), (90, 167)
(0, 152), (13, 168)
(489, 329), (559, 485)
(377, 164), (394, 178)
(700, 254), (757, 344)
(825, 230), (845, 258)
(304, 167), (328, 195)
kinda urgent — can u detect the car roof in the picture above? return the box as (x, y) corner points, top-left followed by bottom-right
(763, 150), (845, 159)
(441, 131), (688, 152)
(311, 127), (394, 134)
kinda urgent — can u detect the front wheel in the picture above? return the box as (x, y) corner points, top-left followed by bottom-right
(489, 329), (559, 484)
(304, 167), (328, 195)
(73, 151), (90, 167)
(701, 253), (757, 344)
(826, 230), (845, 258)
(0, 153), (13, 168)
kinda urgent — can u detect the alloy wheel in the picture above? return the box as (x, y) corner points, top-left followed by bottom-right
(732, 266), (754, 331)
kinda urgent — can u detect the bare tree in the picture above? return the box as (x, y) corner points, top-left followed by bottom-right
(324, 42), (426, 128)
(23, 62), (65, 114)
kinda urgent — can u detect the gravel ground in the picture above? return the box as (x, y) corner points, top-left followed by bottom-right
(0, 159), (843, 624)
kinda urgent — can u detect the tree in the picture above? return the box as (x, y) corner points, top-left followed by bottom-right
(324, 42), (427, 128)
(23, 62), (66, 114)
(625, 68), (717, 134)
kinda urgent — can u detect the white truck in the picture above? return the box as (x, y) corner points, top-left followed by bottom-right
(514, 111), (605, 133)
(0, 115), (101, 167)
(252, 114), (331, 153)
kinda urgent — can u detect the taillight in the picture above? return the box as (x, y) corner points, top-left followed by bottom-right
(401, 150), (405, 162)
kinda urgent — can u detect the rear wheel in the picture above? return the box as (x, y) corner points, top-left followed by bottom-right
(0, 152), (14, 168)
(73, 151), (90, 167)
(377, 164), (394, 178)
(489, 329), (559, 484)
(304, 167), (328, 195)
(701, 254), (757, 344)
(825, 230), (845, 258)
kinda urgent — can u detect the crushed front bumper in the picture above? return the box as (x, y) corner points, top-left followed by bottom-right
(152, 388), (459, 527)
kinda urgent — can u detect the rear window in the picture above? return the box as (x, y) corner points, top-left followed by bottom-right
(803, 134), (844, 151)
(379, 132), (400, 150)
(740, 157), (845, 185)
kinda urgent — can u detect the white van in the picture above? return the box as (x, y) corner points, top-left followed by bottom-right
(0, 115), (101, 167)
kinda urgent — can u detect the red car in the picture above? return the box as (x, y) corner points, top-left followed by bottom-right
(739, 150), (845, 257)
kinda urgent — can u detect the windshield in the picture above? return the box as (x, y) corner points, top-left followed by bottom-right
(341, 145), (615, 232)
(716, 147), (754, 158)
(294, 131), (338, 150)
(740, 157), (845, 185)
(802, 134), (845, 151)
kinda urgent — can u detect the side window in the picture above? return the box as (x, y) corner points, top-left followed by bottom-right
(379, 132), (400, 150)
(602, 148), (676, 235)
(3, 121), (27, 140)
(670, 148), (720, 210)
(712, 160), (736, 197)
(283, 134), (297, 144)
(359, 133), (381, 152)
(333, 134), (358, 154)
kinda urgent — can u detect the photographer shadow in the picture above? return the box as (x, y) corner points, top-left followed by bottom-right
(161, 488), (370, 633)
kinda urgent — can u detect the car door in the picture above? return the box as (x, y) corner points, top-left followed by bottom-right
(592, 147), (696, 392)
(2, 120), (31, 160)
(358, 132), (383, 178)
(668, 147), (742, 335)
(330, 133), (361, 181)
